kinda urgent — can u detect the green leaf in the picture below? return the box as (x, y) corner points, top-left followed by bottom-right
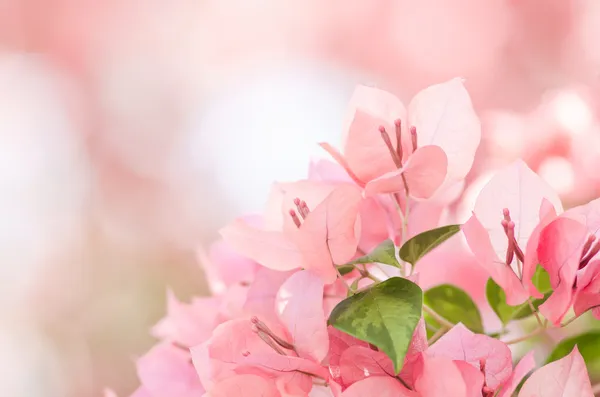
(532, 265), (552, 294)
(423, 284), (484, 333)
(546, 331), (600, 377)
(399, 225), (461, 266)
(346, 239), (400, 268)
(328, 277), (423, 374)
(337, 264), (356, 276)
(486, 278), (550, 325)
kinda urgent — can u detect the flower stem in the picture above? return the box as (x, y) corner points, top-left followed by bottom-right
(423, 305), (455, 329)
(428, 327), (446, 345)
(504, 327), (546, 345)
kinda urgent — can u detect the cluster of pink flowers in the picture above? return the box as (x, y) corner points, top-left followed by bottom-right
(109, 79), (600, 397)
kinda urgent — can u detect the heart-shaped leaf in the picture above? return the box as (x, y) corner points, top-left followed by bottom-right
(486, 270), (550, 326)
(423, 284), (483, 333)
(399, 225), (461, 266)
(546, 331), (600, 377)
(328, 277), (423, 374)
(345, 239), (400, 268)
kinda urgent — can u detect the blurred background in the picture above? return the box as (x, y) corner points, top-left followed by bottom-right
(1, 1), (600, 396)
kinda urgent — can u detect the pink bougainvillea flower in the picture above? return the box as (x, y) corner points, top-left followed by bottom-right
(341, 376), (417, 397)
(412, 355), (478, 397)
(243, 267), (296, 329)
(537, 217), (590, 325)
(134, 343), (205, 397)
(518, 347), (594, 397)
(497, 352), (535, 397)
(426, 324), (512, 391)
(192, 318), (329, 392)
(152, 290), (223, 348)
(197, 239), (259, 295)
(204, 374), (280, 397)
(463, 160), (563, 305)
(327, 319), (427, 391)
(573, 260), (600, 319)
(275, 270), (329, 363)
(221, 183), (362, 284)
(321, 78), (480, 200)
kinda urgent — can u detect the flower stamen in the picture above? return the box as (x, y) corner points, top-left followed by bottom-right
(251, 316), (296, 355)
(410, 126), (418, 153)
(379, 125), (403, 168)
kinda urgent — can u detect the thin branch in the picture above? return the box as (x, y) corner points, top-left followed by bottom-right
(428, 327), (446, 345)
(504, 327), (546, 345)
(526, 298), (544, 328)
(423, 305), (455, 329)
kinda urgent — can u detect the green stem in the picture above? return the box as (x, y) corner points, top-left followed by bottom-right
(423, 305), (455, 329)
(504, 327), (546, 345)
(428, 327), (446, 345)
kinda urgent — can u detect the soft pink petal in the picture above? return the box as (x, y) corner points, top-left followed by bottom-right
(413, 356), (467, 397)
(308, 159), (353, 184)
(339, 346), (394, 387)
(327, 326), (370, 384)
(276, 271), (329, 362)
(522, 199), (558, 299)
(427, 324), (512, 390)
(406, 201), (444, 239)
(342, 376), (417, 397)
(407, 78), (480, 183)
(239, 354), (329, 380)
(538, 217), (589, 325)
(137, 343), (204, 397)
(563, 197), (600, 238)
(152, 290), (221, 347)
(318, 142), (365, 187)
(276, 372), (313, 397)
(498, 352), (535, 397)
(265, 181), (336, 231)
(289, 185), (362, 284)
(573, 260), (600, 317)
(402, 145), (448, 199)
(463, 214), (528, 305)
(519, 347), (593, 397)
(220, 219), (303, 272)
(205, 375), (279, 397)
(357, 197), (390, 253)
(454, 360), (485, 397)
(342, 85), (406, 183)
(198, 239), (258, 295)
(364, 146), (447, 199)
(363, 168), (408, 197)
(473, 160), (563, 268)
(244, 268), (295, 328)
(191, 319), (280, 387)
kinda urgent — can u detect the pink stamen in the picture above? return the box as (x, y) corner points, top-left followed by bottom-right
(581, 234), (596, 259)
(300, 200), (310, 218)
(252, 324), (286, 355)
(293, 198), (310, 219)
(410, 126), (418, 152)
(580, 240), (600, 270)
(250, 316), (296, 351)
(379, 125), (403, 168)
(502, 209), (525, 264)
(394, 119), (403, 163)
(289, 209), (302, 228)
(504, 220), (516, 265)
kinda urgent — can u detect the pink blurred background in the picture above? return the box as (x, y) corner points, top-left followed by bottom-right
(1, 1), (600, 396)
